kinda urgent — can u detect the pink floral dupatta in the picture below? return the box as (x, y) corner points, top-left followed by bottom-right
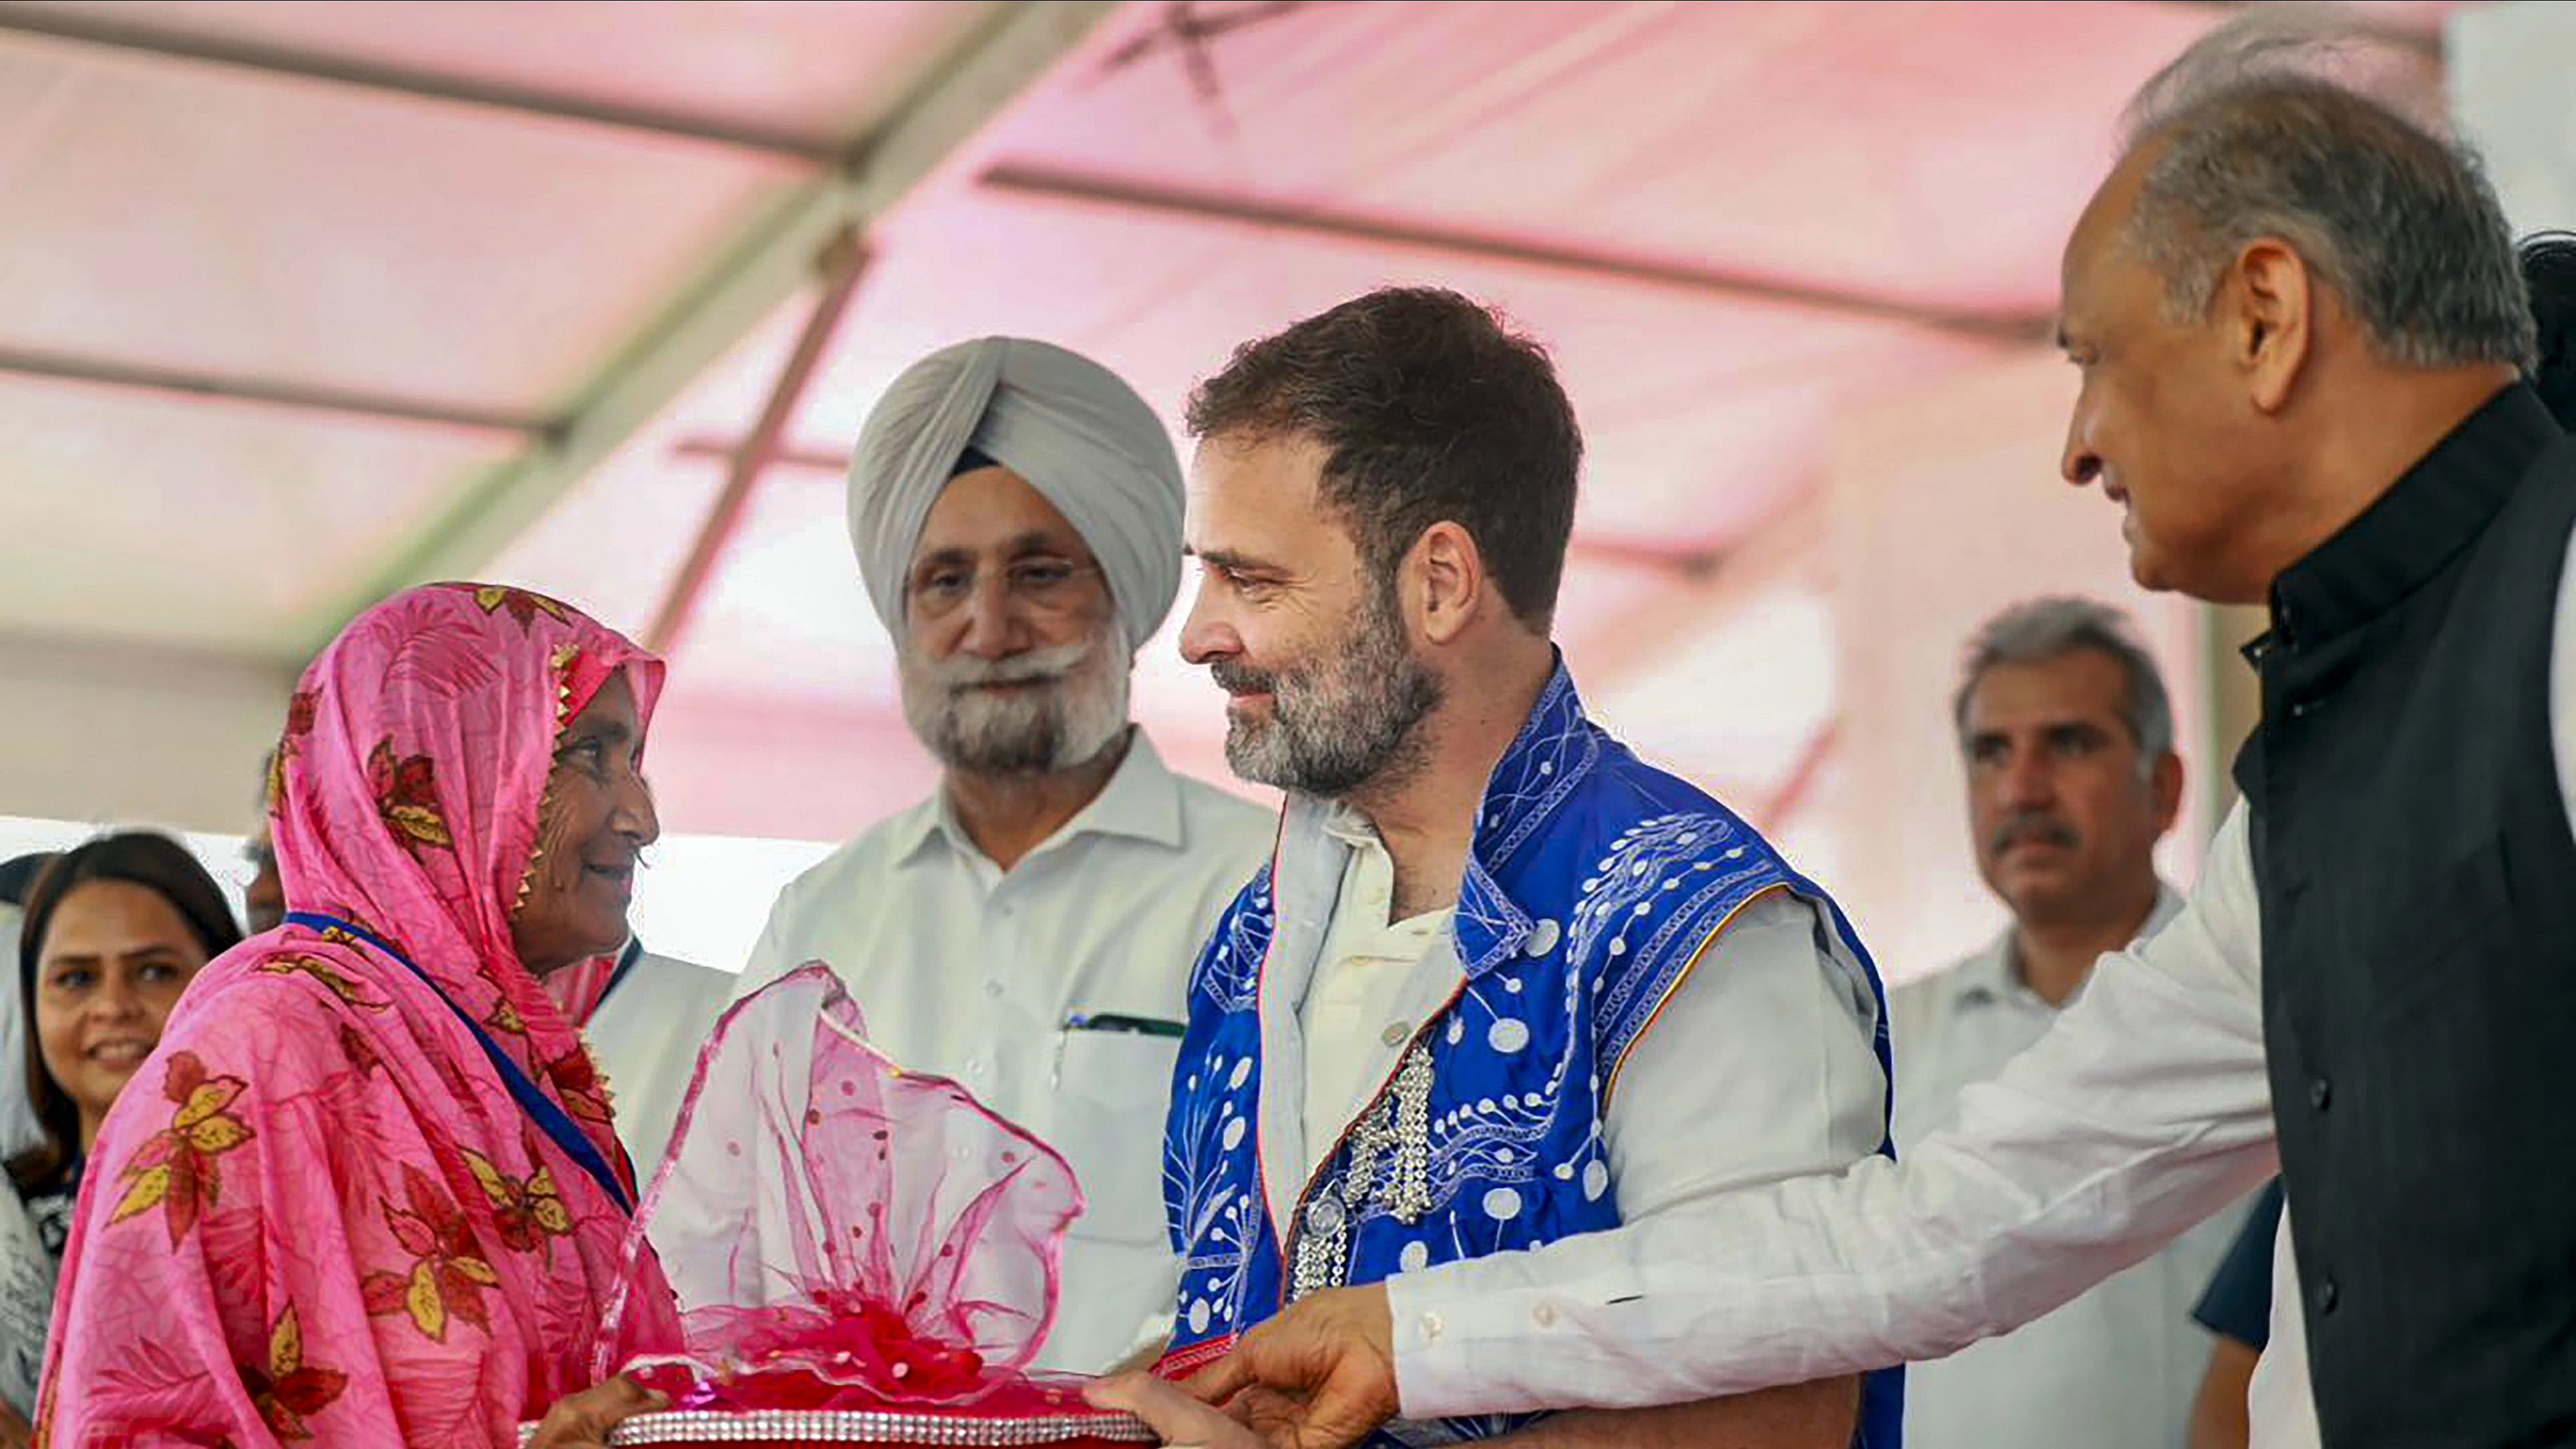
(39, 583), (682, 1448)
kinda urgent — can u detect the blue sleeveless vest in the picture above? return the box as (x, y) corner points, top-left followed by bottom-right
(1158, 665), (1903, 1446)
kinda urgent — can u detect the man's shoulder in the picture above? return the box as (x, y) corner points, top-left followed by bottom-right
(635, 950), (739, 1003)
(1892, 948), (1993, 1000)
(1887, 946), (1999, 1040)
(770, 802), (942, 909)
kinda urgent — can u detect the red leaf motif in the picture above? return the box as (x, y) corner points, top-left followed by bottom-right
(440, 1267), (493, 1332)
(383, 1205), (439, 1259)
(162, 1153), (205, 1246)
(391, 755), (436, 809)
(284, 691), (319, 738)
(401, 1164), (466, 1236)
(271, 1366), (345, 1417)
(359, 1271), (409, 1317)
(164, 1052), (209, 1106)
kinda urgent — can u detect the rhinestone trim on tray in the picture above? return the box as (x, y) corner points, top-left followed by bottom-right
(514, 1408), (1158, 1445)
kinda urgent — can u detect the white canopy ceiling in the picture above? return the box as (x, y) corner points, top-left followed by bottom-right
(0, 0), (2464, 843)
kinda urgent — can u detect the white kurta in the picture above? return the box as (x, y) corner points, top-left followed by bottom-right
(734, 732), (1274, 1372)
(1295, 807), (1890, 1228)
(1888, 891), (2250, 1449)
(1384, 522), (2576, 1448)
(588, 948), (738, 1179)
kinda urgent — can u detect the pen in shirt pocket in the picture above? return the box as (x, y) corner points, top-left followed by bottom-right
(1051, 1011), (1186, 1087)
(1062, 1011), (1187, 1039)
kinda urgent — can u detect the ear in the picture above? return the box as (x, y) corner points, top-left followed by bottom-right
(1411, 522), (1486, 647)
(2148, 749), (2185, 834)
(2230, 239), (2313, 414)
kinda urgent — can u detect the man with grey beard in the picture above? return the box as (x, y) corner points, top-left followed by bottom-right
(734, 337), (1274, 1373)
(1095, 288), (1901, 1449)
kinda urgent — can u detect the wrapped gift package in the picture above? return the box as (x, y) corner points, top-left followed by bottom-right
(520, 965), (1154, 1449)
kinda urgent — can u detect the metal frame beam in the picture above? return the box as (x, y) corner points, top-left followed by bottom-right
(295, 0), (1128, 654)
(0, 345), (550, 442)
(666, 436), (1732, 577)
(0, 2), (838, 164)
(979, 163), (2056, 344)
(646, 230), (873, 657)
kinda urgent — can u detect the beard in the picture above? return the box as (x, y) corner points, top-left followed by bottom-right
(899, 630), (1131, 776)
(1210, 580), (1443, 800)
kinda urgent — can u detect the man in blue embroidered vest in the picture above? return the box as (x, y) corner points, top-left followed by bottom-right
(1109, 288), (1901, 1448)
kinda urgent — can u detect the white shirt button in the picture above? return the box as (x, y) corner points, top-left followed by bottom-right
(1532, 1302), (1558, 1328)
(984, 980), (1004, 998)
(1418, 1310), (1445, 1342)
(1381, 1022), (1411, 1047)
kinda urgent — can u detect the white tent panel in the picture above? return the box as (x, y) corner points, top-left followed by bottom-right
(0, 376), (514, 649)
(0, 0), (1009, 147)
(779, 183), (2004, 556)
(0, 27), (810, 416)
(977, 0), (2219, 316)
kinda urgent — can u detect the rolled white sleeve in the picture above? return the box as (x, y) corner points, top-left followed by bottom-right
(1388, 802), (2279, 1419)
(1606, 889), (1887, 1221)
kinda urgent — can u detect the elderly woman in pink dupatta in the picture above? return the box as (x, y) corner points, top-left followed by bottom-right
(37, 583), (683, 1447)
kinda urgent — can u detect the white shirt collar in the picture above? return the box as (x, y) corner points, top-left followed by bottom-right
(1950, 881), (2184, 1012)
(894, 729), (1189, 871)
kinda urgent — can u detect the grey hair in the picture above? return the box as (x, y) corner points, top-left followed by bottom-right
(2118, 8), (2533, 371)
(1953, 597), (2174, 774)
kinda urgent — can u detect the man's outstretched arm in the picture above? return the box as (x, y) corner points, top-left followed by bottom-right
(1194, 802), (2277, 1438)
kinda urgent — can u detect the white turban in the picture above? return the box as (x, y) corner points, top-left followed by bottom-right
(847, 337), (1184, 653)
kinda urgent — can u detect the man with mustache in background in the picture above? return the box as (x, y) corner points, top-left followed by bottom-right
(734, 337), (1274, 1374)
(1889, 597), (2246, 1449)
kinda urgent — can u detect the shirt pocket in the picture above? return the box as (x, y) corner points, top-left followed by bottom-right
(1054, 1027), (1184, 1247)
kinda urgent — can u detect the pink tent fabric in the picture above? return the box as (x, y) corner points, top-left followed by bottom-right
(39, 583), (681, 1447)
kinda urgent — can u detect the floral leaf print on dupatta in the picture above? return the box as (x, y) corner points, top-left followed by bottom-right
(266, 689), (322, 815)
(77, 1337), (223, 1434)
(359, 1164), (501, 1343)
(468, 583), (572, 632)
(107, 1052), (255, 1249)
(463, 1147), (575, 1258)
(368, 741), (454, 854)
(239, 1306), (349, 1441)
(545, 1047), (614, 1129)
(382, 611), (503, 703)
(256, 954), (391, 1011)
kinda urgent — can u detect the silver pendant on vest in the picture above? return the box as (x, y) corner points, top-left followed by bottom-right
(1289, 1044), (1435, 1300)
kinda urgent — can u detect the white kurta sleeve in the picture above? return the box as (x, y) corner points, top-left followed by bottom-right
(1387, 801), (2278, 1419)
(1604, 889), (1886, 1222)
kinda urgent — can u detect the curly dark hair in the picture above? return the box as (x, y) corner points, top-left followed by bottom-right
(1186, 286), (1583, 630)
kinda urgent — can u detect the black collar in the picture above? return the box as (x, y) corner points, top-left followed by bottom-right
(2261, 383), (2561, 656)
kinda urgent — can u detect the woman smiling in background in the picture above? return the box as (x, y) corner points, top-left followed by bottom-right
(1, 833), (239, 1447)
